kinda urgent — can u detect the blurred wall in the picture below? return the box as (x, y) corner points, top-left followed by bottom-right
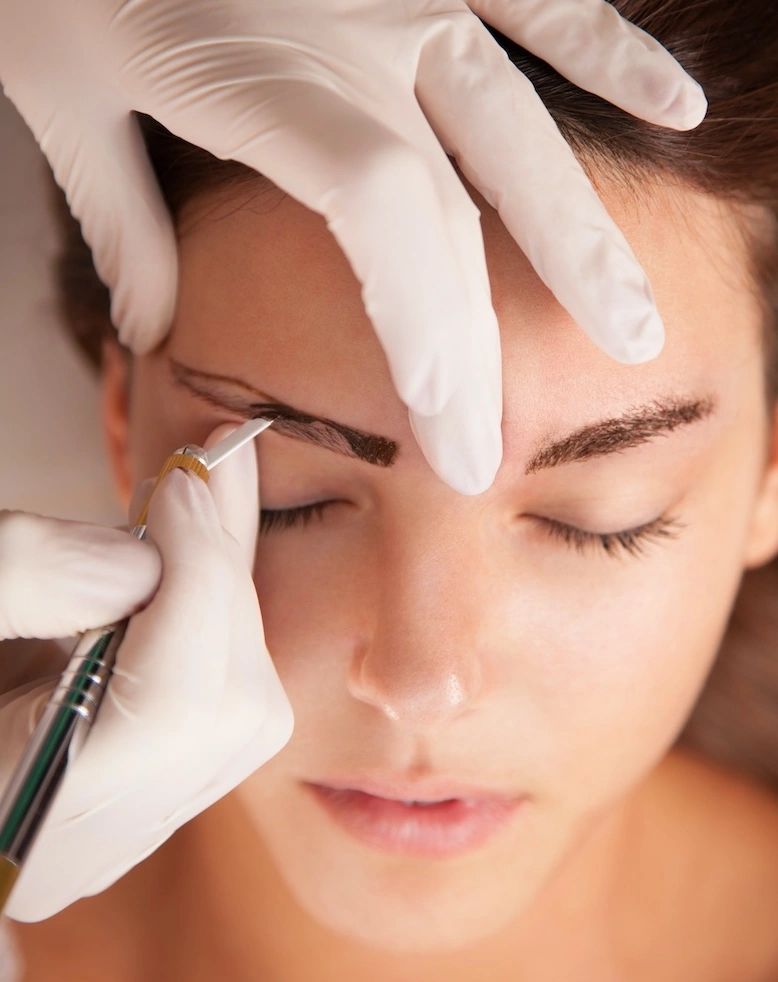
(0, 91), (123, 527)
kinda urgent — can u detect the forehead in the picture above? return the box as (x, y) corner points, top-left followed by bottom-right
(167, 170), (762, 451)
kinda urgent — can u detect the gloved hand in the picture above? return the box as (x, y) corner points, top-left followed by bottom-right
(0, 424), (294, 922)
(0, 1), (707, 495)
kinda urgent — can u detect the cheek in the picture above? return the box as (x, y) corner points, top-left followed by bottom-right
(252, 529), (373, 701)
(512, 485), (757, 807)
(520, 554), (735, 790)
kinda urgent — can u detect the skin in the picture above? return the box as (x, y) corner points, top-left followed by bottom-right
(11, 169), (778, 980)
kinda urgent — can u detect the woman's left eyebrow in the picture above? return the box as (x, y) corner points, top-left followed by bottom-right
(525, 394), (717, 473)
(167, 357), (399, 467)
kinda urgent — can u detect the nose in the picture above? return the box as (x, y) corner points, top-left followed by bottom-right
(347, 517), (488, 727)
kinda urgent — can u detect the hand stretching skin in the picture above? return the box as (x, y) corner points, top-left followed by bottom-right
(0, 0), (707, 493)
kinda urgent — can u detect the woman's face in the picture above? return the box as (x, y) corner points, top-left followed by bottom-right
(105, 170), (778, 953)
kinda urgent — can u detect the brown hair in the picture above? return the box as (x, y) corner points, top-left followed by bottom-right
(48, 0), (778, 790)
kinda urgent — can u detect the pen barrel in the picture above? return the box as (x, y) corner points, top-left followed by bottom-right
(50, 617), (129, 727)
(0, 617), (130, 867)
(0, 525), (147, 913)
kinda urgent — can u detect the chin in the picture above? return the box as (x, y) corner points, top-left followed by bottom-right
(256, 803), (546, 955)
(285, 863), (526, 954)
(237, 770), (561, 954)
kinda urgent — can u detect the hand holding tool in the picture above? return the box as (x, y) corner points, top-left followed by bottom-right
(0, 419), (293, 922)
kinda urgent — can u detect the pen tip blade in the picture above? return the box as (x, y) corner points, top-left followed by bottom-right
(204, 417), (275, 469)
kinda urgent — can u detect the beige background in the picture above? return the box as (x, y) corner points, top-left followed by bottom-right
(1, 91), (123, 528)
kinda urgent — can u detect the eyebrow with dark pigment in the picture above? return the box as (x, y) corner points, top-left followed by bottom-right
(168, 358), (716, 474)
(168, 358), (398, 466)
(525, 395), (717, 473)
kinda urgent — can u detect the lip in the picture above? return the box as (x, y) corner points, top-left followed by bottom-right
(304, 776), (527, 858)
(309, 774), (521, 803)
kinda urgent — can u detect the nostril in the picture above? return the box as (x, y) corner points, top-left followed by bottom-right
(347, 650), (479, 726)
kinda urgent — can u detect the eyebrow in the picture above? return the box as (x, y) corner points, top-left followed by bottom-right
(524, 395), (716, 473)
(168, 358), (398, 466)
(167, 358), (716, 475)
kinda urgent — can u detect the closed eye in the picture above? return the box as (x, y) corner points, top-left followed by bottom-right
(259, 500), (685, 558)
(259, 500), (336, 534)
(539, 513), (685, 558)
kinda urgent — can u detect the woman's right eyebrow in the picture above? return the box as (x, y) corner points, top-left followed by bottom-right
(167, 357), (399, 467)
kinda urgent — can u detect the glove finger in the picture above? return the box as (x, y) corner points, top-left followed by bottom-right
(470, 0), (707, 129)
(43, 109), (178, 356)
(156, 566), (294, 815)
(387, 88), (503, 495)
(417, 18), (665, 366)
(67, 436), (264, 802)
(201, 423), (260, 573)
(104, 466), (236, 723)
(0, 510), (162, 641)
(202, 423), (289, 720)
(172, 77), (473, 418)
(408, 353), (503, 495)
(52, 451), (284, 834)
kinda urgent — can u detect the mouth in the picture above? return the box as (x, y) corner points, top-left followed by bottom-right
(303, 776), (527, 858)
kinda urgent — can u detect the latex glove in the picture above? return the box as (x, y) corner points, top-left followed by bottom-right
(0, 1), (707, 495)
(0, 424), (294, 922)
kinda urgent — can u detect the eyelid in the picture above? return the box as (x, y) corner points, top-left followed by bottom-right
(259, 500), (338, 534)
(537, 513), (685, 558)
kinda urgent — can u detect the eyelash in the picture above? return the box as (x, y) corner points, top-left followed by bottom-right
(258, 502), (685, 558)
(260, 501), (333, 535)
(541, 514), (684, 557)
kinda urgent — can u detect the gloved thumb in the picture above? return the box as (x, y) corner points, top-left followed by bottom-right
(126, 425), (261, 569)
(201, 422), (261, 573)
